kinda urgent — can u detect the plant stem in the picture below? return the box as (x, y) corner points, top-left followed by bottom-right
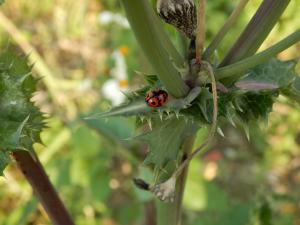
(195, 0), (206, 63)
(220, 0), (291, 66)
(175, 135), (196, 225)
(121, 0), (189, 98)
(215, 29), (300, 80)
(12, 150), (74, 225)
(145, 201), (156, 225)
(203, 0), (249, 60)
(155, 136), (196, 225)
(172, 62), (217, 179)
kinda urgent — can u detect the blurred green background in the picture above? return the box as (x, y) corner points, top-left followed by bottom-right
(0, 0), (300, 224)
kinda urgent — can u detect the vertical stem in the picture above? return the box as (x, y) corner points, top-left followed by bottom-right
(203, 0), (249, 60)
(155, 200), (177, 225)
(145, 201), (156, 225)
(196, 0), (206, 63)
(215, 29), (300, 80)
(175, 136), (196, 225)
(121, 0), (189, 98)
(155, 135), (196, 225)
(12, 150), (74, 225)
(220, 0), (291, 66)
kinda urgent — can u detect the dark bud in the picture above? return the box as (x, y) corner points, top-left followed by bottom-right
(133, 178), (150, 191)
(157, 0), (197, 39)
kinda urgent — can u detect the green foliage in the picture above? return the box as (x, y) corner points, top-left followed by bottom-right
(0, 0), (4, 5)
(235, 92), (277, 122)
(0, 49), (45, 174)
(137, 118), (198, 168)
(282, 76), (300, 104)
(92, 57), (299, 170)
(235, 59), (297, 90)
(1, 0), (300, 224)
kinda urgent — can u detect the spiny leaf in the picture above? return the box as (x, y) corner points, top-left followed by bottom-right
(197, 88), (212, 122)
(87, 87), (201, 119)
(10, 115), (30, 150)
(0, 49), (45, 175)
(282, 76), (300, 104)
(86, 98), (153, 119)
(144, 74), (159, 86)
(137, 118), (198, 168)
(235, 92), (277, 122)
(235, 59), (297, 91)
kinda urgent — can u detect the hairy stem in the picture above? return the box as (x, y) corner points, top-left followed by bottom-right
(220, 0), (291, 66)
(203, 0), (249, 60)
(121, 0), (189, 98)
(12, 151), (74, 225)
(172, 61), (217, 179)
(215, 29), (300, 80)
(195, 0), (206, 63)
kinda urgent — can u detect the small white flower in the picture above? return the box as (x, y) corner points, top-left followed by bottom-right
(98, 11), (130, 28)
(102, 79), (127, 106)
(102, 48), (129, 106)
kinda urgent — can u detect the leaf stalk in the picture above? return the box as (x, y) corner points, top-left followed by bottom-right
(215, 29), (300, 80)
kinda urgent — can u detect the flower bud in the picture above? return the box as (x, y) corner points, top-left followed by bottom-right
(157, 0), (197, 39)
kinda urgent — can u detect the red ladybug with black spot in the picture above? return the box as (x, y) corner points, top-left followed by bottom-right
(145, 89), (168, 108)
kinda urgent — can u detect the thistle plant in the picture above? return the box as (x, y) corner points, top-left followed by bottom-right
(1, 0), (299, 224)
(0, 49), (74, 225)
(88, 0), (300, 224)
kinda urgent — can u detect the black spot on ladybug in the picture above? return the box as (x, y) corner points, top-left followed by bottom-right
(145, 89), (168, 108)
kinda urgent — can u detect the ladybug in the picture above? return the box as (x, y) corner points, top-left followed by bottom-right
(145, 89), (168, 108)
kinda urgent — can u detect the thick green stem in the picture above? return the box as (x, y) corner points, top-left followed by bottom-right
(155, 135), (196, 225)
(175, 136), (196, 225)
(220, 0), (291, 66)
(120, 0), (189, 98)
(155, 200), (177, 225)
(203, 0), (249, 60)
(215, 29), (300, 80)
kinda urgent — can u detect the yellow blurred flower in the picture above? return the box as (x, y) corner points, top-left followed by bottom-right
(119, 46), (129, 56)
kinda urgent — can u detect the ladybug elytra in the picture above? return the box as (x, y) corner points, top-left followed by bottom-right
(145, 89), (168, 108)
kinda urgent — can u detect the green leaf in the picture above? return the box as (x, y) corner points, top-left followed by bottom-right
(282, 76), (300, 104)
(82, 116), (134, 141)
(0, 49), (45, 173)
(197, 88), (213, 122)
(235, 92), (277, 122)
(292, 76), (300, 92)
(10, 115), (30, 149)
(0, 151), (10, 176)
(86, 98), (153, 119)
(137, 118), (198, 168)
(87, 87), (201, 119)
(235, 59), (297, 90)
